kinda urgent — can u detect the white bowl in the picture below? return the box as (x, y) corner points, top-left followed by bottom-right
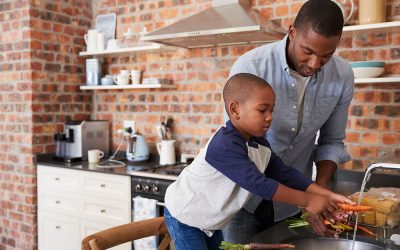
(351, 61), (385, 78)
(352, 67), (384, 78)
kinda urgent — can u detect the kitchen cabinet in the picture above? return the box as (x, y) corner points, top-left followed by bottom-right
(37, 165), (131, 250)
(342, 21), (400, 84)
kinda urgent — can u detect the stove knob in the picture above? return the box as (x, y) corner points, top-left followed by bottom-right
(135, 184), (142, 191)
(143, 185), (150, 192)
(153, 186), (160, 194)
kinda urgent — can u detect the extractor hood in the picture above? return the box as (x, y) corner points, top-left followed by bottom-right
(141, 0), (286, 48)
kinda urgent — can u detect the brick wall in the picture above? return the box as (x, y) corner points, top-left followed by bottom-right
(92, 0), (400, 168)
(0, 0), (92, 249)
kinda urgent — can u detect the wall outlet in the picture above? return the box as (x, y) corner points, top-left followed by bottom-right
(123, 120), (136, 133)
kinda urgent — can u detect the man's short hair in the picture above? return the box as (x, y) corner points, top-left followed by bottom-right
(223, 73), (271, 113)
(294, 0), (344, 37)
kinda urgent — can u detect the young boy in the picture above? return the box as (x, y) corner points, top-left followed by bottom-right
(164, 73), (354, 250)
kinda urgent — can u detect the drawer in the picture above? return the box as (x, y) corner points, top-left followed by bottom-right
(37, 165), (79, 193)
(81, 196), (131, 225)
(80, 171), (130, 202)
(38, 212), (80, 250)
(38, 190), (79, 217)
(80, 219), (131, 250)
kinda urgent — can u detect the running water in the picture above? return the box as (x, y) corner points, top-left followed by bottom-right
(349, 176), (369, 250)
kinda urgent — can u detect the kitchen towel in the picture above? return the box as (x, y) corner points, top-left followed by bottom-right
(133, 196), (159, 250)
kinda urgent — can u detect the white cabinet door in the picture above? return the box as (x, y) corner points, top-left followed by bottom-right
(81, 219), (131, 250)
(81, 196), (130, 225)
(38, 190), (79, 217)
(38, 165), (79, 193)
(38, 212), (80, 250)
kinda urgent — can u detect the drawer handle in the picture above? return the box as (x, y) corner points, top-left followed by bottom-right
(55, 177), (60, 181)
(55, 226), (61, 229)
(100, 184), (106, 188)
(100, 209), (106, 213)
(55, 200), (60, 204)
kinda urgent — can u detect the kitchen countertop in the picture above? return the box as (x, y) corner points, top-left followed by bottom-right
(35, 153), (183, 181)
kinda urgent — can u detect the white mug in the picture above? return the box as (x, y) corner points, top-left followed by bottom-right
(88, 149), (104, 163)
(84, 29), (98, 52)
(106, 39), (118, 51)
(97, 32), (105, 51)
(156, 140), (176, 165)
(113, 74), (130, 85)
(120, 70), (130, 76)
(130, 70), (142, 85)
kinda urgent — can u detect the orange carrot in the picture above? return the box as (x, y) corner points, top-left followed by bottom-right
(349, 224), (376, 236)
(338, 203), (374, 211)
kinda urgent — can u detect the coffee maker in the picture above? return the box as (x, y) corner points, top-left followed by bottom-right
(55, 120), (110, 162)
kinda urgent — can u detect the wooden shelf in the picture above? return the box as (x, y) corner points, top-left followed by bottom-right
(79, 43), (175, 57)
(80, 84), (176, 90)
(354, 76), (400, 84)
(342, 21), (400, 37)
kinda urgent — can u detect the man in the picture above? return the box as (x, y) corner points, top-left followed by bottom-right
(223, 0), (354, 243)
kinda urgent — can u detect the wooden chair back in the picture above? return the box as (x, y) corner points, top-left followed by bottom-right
(81, 217), (171, 250)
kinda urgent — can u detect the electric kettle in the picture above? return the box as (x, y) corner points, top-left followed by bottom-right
(126, 133), (149, 161)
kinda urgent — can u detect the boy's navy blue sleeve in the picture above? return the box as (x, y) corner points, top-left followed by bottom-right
(205, 129), (279, 200)
(265, 149), (313, 191)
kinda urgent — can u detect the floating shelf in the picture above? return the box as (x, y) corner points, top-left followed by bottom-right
(354, 76), (400, 84)
(79, 43), (175, 57)
(342, 21), (400, 37)
(80, 84), (176, 90)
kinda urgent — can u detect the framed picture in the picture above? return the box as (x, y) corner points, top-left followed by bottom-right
(95, 13), (116, 44)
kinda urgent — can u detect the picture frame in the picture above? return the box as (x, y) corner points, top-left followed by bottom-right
(95, 13), (117, 44)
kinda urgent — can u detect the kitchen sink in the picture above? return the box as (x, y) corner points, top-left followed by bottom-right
(281, 236), (391, 250)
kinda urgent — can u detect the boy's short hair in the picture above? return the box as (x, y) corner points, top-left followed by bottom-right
(294, 0), (344, 37)
(223, 73), (271, 114)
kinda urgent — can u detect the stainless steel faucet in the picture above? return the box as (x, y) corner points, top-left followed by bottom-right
(363, 163), (400, 184)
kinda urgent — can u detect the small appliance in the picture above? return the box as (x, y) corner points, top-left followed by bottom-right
(62, 120), (110, 162)
(126, 132), (149, 162)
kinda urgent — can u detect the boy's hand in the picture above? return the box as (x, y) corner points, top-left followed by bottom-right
(302, 210), (335, 237)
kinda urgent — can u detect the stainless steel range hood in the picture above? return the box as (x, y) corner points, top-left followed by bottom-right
(141, 0), (286, 48)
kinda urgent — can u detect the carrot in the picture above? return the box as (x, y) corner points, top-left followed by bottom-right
(219, 241), (295, 249)
(338, 203), (374, 211)
(348, 223), (376, 236)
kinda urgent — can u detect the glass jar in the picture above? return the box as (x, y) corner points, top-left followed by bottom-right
(359, 0), (386, 24)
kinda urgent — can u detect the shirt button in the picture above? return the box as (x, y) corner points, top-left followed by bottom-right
(289, 145), (293, 149)
(291, 84), (295, 87)
(293, 105), (297, 109)
(291, 128), (296, 132)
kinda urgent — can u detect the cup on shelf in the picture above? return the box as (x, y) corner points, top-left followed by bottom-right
(106, 39), (119, 51)
(84, 29), (98, 52)
(120, 69), (130, 76)
(113, 74), (130, 85)
(130, 69), (142, 85)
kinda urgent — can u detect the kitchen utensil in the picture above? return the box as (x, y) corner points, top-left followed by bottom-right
(156, 125), (164, 140)
(161, 122), (167, 140)
(84, 29), (98, 52)
(126, 133), (149, 162)
(114, 74), (130, 85)
(101, 75), (114, 85)
(351, 61), (385, 78)
(165, 118), (174, 140)
(333, 0), (354, 25)
(97, 32), (105, 51)
(157, 140), (176, 165)
(88, 149), (104, 163)
(359, 0), (386, 24)
(86, 58), (102, 85)
(130, 69), (142, 85)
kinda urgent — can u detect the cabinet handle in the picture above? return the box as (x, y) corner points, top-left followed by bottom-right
(100, 184), (106, 188)
(55, 226), (61, 229)
(55, 177), (60, 181)
(100, 209), (106, 213)
(55, 200), (60, 204)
